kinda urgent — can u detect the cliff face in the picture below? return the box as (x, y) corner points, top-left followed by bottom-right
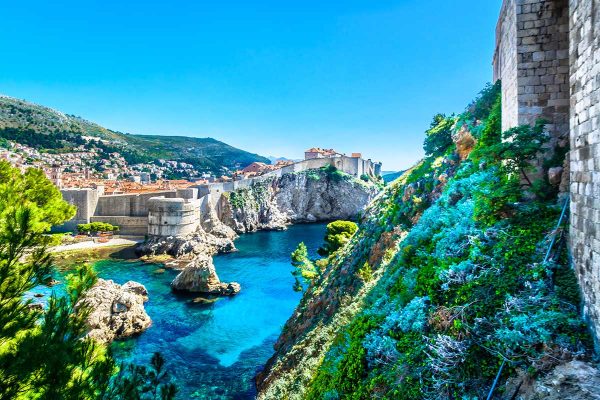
(256, 83), (592, 400)
(219, 168), (379, 233)
(255, 161), (452, 400)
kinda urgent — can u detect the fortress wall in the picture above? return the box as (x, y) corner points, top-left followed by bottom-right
(95, 191), (177, 217)
(147, 197), (201, 237)
(195, 185), (212, 198)
(496, 0), (600, 348)
(89, 216), (148, 236)
(494, 0), (570, 146)
(233, 179), (253, 190)
(56, 155), (379, 236)
(494, 0), (519, 132)
(55, 188), (100, 232)
(569, 0), (600, 347)
(176, 188), (198, 199)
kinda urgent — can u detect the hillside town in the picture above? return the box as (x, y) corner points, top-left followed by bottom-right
(0, 140), (378, 194)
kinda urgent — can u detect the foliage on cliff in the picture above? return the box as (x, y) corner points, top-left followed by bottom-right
(259, 82), (589, 399)
(304, 82), (588, 399)
(317, 221), (359, 257)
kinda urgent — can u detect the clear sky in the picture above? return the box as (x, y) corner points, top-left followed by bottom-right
(0, 0), (501, 170)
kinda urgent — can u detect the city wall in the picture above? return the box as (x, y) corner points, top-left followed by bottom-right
(95, 191), (177, 217)
(568, 0), (600, 346)
(493, 0), (569, 146)
(57, 155), (380, 237)
(59, 188), (100, 232)
(495, 0), (600, 347)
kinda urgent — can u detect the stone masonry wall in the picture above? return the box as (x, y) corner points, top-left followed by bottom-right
(569, 0), (600, 347)
(494, 0), (570, 147)
(494, 0), (519, 132)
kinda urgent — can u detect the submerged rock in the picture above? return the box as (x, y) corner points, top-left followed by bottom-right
(171, 256), (241, 296)
(76, 279), (152, 343)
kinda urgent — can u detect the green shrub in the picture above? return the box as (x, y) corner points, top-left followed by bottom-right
(423, 114), (455, 157)
(77, 222), (119, 234)
(357, 262), (373, 282)
(318, 220), (359, 256)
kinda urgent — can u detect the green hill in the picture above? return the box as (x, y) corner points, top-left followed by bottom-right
(0, 95), (269, 174)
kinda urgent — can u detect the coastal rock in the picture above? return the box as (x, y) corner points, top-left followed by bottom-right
(505, 361), (600, 400)
(137, 225), (235, 259)
(76, 279), (152, 343)
(219, 170), (378, 233)
(171, 255), (241, 296)
(453, 125), (476, 160)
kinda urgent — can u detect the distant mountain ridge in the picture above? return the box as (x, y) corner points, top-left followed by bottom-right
(267, 156), (302, 165)
(0, 95), (270, 174)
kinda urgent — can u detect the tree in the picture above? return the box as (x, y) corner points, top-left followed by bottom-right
(291, 242), (318, 286)
(104, 353), (177, 400)
(423, 114), (455, 157)
(493, 120), (549, 186)
(0, 161), (176, 399)
(318, 220), (359, 257)
(0, 161), (115, 398)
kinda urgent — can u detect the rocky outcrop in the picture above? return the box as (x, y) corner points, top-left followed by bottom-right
(219, 169), (379, 233)
(170, 256), (240, 295)
(77, 279), (152, 343)
(505, 361), (600, 400)
(137, 224), (236, 259)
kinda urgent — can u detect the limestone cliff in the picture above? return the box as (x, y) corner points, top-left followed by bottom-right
(219, 168), (379, 233)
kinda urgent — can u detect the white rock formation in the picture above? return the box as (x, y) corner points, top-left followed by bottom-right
(219, 170), (378, 233)
(77, 279), (152, 343)
(170, 255), (240, 295)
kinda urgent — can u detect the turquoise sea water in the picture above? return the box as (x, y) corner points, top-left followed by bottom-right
(35, 223), (325, 399)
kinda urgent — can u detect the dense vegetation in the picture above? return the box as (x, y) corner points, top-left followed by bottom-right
(77, 222), (120, 234)
(0, 96), (269, 175)
(289, 82), (588, 399)
(0, 161), (176, 399)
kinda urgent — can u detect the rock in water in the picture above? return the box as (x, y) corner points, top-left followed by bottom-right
(171, 256), (241, 296)
(76, 279), (152, 343)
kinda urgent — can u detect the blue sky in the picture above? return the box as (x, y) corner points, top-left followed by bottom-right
(1, 0), (501, 170)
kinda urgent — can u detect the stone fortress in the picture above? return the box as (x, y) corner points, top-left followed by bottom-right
(494, 0), (600, 346)
(58, 153), (381, 237)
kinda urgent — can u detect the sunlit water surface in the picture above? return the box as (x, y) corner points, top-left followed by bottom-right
(35, 223), (325, 399)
